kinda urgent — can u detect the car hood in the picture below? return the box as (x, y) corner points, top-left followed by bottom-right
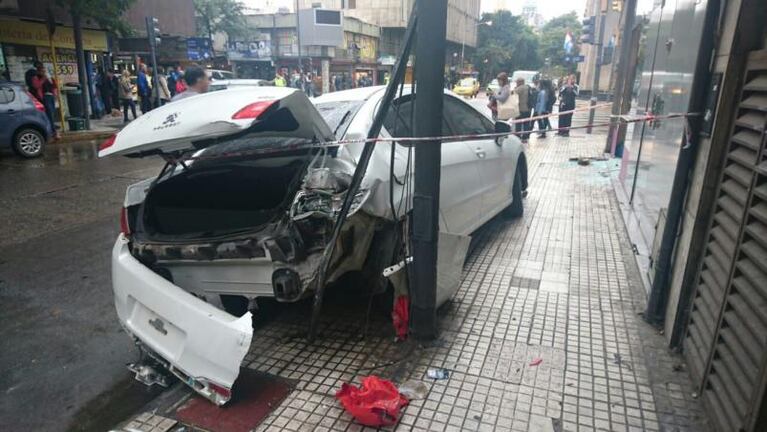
(98, 87), (335, 158)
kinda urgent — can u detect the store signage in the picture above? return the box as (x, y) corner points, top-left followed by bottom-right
(0, 18), (108, 51)
(186, 37), (212, 61)
(227, 38), (272, 61)
(37, 47), (78, 86)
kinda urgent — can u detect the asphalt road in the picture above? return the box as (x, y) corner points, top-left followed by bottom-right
(0, 141), (163, 431)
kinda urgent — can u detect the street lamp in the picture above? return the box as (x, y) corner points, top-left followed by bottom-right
(461, 19), (491, 72)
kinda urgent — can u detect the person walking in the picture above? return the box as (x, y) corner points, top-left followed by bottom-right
(513, 77), (532, 143)
(487, 72), (511, 122)
(171, 64), (210, 102)
(118, 69), (137, 123)
(153, 66), (171, 106)
(29, 62), (58, 133)
(557, 76), (577, 136)
(535, 80), (554, 138)
(137, 64), (152, 113)
(98, 69), (114, 115)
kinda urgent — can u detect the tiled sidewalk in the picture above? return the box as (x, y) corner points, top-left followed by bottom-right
(240, 134), (711, 432)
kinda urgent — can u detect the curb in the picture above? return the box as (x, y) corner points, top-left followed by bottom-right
(54, 130), (117, 144)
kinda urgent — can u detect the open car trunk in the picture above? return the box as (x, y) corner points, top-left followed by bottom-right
(139, 157), (308, 241)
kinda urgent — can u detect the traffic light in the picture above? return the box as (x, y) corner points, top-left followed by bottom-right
(147, 16), (161, 46)
(580, 16), (595, 44)
(611, 0), (622, 12)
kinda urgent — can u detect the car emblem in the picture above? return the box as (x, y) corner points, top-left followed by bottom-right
(148, 318), (168, 335)
(154, 112), (180, 131)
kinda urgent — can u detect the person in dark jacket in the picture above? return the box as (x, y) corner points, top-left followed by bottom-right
(137, 64), (151, 113)
(98, 68), (114, 115)
(557, 76), (577, 136)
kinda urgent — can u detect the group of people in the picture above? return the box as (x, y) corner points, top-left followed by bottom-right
(489, 73), (579, 142)
(271, 70), (376, 97)
(95, 64), (209, 123)
(24, 62), (59, 137)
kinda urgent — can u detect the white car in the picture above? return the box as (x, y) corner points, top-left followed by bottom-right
(208, 79), (268, 92)
(206, 69), (235, 81)
(98, 86), (528, 405)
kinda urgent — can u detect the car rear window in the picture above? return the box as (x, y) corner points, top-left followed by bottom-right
(314, 100), (364, 137)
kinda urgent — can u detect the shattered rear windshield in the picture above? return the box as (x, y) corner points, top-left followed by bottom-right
(314, 101), (364, 137)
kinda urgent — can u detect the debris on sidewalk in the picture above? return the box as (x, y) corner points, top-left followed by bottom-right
(613, 353), (633, 371)
(529, 357), (543, 367)
(426, 367), (450, 380)
(398, 379), (429, 400)
(336, 376), (408, 427)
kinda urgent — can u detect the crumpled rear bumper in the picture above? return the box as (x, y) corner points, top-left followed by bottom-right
(111, 235), (253, 405)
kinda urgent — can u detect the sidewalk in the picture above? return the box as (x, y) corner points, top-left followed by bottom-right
(115, 133), (711, 432)
(56, 114), (127, 144)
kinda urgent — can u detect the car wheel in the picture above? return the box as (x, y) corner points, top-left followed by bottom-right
(503, 168), (524, 218)
(13, 128), (45, 158)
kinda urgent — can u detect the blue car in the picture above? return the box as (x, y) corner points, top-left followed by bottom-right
(0, 81), (53, 158)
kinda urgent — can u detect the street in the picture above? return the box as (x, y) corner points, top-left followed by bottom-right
(0, 142), (163, 431)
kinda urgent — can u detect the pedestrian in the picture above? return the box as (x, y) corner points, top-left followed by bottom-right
(529, 77), (540, 133)
(137, 64), (152, 113)
(153, 66), (171, 106)
(535, 80), (551, 138)
(488, 72), (511, 122)
(513, 77), (532, 143)
(98, 68), (114, 115)
(558, 76), (577, 137)
(167, 67), (177, 97)
(118, 69), (137, 123)
(273, 72), (287, 87)
(25, 61), (40, 95)
(171, 64), (210, 102)
(334, 75), (342, 92)
(28, 62), (57, 132)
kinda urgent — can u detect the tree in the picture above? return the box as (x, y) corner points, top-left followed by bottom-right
(537, 12), (581, 77)
(194, 0), (249, 44)
(57, 0), (135, 36)
(472, 10), (542, 84)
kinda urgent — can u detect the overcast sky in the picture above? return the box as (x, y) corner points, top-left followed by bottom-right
(241, 0), (656, 21)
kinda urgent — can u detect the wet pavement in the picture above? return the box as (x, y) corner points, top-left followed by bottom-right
(0, 141), (163, 431)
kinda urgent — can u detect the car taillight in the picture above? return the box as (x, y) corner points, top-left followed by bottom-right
(120, 207), (131, 237)
(26, 91), (45, 112)
(99, 134), (117, 151)
(231, 100), (276, 120)
(206, 381), (232, 405)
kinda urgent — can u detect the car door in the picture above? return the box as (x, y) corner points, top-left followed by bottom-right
(0, 85), (21, 145)
(442, 94), (507, 227)
(382, 94), (482, 235)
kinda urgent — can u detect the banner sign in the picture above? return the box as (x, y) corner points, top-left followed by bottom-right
(186, 38), (212, 61)
(0, 18), (108, 51)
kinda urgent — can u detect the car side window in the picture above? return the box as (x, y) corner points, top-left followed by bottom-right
(0, 87), (14, 104)
(383, 94), (452, 139)
(443, 95), (492, 135)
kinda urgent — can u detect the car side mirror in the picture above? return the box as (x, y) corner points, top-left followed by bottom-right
(494, 121), (511, 146)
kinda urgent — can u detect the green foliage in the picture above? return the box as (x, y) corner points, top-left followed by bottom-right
(537, 12), (581, 76)
(194, 0), (249, 40)
(472, 10), (542, 84)
(57, 0), (135, 36)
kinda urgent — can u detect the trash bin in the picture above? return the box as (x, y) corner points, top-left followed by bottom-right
(67, 118), (86, 131)
(63, 84), (84, 118)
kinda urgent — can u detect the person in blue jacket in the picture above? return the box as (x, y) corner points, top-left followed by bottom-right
(136, 64), (152, 114)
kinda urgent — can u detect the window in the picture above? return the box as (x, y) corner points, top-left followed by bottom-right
(383, 95), (452, 139)
(315, 9), (341, 25)
(443, 96), (493, 135)
(0, 87), (15, 104)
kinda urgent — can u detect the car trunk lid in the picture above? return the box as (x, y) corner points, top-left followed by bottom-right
(98, 87), (335, 158)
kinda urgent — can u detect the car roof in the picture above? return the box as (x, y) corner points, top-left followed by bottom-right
(313, 86), (386, 104)
(0, 81), (24, 88)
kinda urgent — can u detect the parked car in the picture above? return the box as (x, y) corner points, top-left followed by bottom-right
(452, 77), (480, 98)
(511, 70), (539, 84)
(208, 79), (268, 92)
(0, 81), (53, 158)
(98, 86), (528, 405)
(206, 69), (235, 81)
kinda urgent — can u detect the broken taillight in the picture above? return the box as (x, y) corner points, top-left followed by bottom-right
(99, 134), (117, 151)
(207, 381), (232, 404)
(120, 207), (131, 237)
(231, 100), (276, 120)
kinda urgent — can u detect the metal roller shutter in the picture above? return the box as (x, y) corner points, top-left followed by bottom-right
(684, 50), (767, 432)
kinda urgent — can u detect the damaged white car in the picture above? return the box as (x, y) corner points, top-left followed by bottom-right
(99, 86), (527, 405)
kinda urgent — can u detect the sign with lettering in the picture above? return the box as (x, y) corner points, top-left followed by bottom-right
(0, 18), (108, 51)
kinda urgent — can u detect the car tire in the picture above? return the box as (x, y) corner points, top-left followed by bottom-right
(504, 168), (524, 218)
(13, 128), (45, 158)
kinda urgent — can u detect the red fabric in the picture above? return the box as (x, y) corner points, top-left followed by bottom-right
(392, 295), (409, 340)
(176, 80), (187, 94)
(335, 376), (408, 427)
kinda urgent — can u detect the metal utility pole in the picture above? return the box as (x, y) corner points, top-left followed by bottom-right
(586, 2), (606, 134)
(146, 17), (161, 107)
(411, 0), (448, 340)
(71, 11), (90, 129)
(295, 0), (303, 75)
(605, 0), (638, 152)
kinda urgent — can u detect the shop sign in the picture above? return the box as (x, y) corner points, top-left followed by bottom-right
(36, 47), (79, 86)
(0, 18), (108, 51)
(187, 38), (212, 61)
(227, 39), (272, 61)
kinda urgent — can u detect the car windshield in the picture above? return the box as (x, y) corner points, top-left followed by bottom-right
(314, 100), (364, 136)
(460, 78), (475, 86)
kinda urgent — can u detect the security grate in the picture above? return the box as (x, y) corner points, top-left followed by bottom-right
(684, 50), (767, 432)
